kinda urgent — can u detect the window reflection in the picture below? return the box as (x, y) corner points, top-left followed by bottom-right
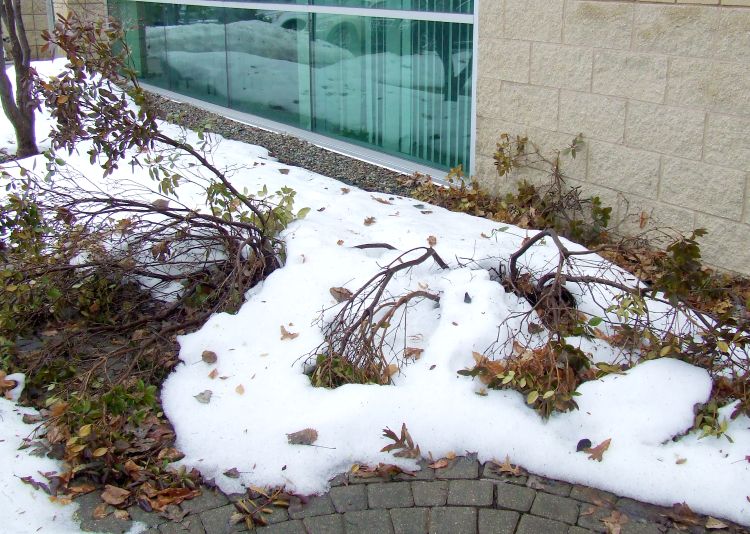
(112, 0), (473, 170)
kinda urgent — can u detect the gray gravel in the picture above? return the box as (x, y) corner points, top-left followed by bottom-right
(146, 93), (419, 197)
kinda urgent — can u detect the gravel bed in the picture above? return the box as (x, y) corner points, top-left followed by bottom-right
(146, 93), (422, 197)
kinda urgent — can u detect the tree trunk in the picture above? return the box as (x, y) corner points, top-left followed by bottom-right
(0, 0), (38, 158)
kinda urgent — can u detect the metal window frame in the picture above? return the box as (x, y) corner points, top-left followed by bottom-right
(124, 0), (479, 177)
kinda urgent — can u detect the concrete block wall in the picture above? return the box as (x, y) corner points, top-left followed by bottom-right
(476, 0), (750, 274)
(13, 0), (51, 59)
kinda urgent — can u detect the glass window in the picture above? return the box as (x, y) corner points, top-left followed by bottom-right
(310, 0), (473, 14)
(309, 13), (472, 168)
(113, 0), (473, 171)
(225, 9), (311, 128)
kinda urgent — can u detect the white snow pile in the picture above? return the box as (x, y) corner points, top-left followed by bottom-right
(0, 60), (748, 528)
(0, 397), (87, 533)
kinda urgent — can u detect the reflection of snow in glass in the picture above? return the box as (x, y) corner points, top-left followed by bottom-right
(142, 19), (472, 168)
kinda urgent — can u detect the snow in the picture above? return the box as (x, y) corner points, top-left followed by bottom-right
(0, 398), (87, 533)
(0, 60), (748, 528)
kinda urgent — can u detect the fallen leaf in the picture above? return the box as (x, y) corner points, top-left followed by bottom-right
(223, 468), (240, 479)
(330, 287), (353, 303)
(92, 503), (109, 519)
(157, 448), (184, 462)
(706, 517), (728, 529)
(585, 438), (611, 462)
(385, 364), (399, 378)
(675, 457), (687, 465)
(280, 326), (299, 340)
(278, 168), (290, 175)
(666, 502), (701, 526)
(364, 216), (376, 226)
(420, 210), (433, 215)
(371, 196), (392, 205)
(493, 455), (522, 476)
(235, 384), (245, 395)
(208, 369), (218, 379)
(92, 447), (109, 458)
(446, 451), (456, 460)
(194, 390), (212, 404)
(341, 187), (350, 194)
(428, 458), (449, 469)
(403, 347), (424, 360)
(287, 428), (318, 446)
(201, 351), (218, 364)
(601, 509), (628, 534)
(113, 510), (130, 520)
(336, 240), (344, 246)
(427, 235), (437, 247)
(101, 485), (131, 506)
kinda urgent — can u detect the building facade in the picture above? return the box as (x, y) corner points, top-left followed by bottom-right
(106, 0), (750, 274)
(476, 1), (750, 274)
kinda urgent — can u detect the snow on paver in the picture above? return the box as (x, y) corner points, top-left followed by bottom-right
(0, 61), (748, 527)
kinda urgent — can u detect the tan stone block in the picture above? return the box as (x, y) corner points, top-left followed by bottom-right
(504, 0), (565, 43)
(563, 0), (634, 50)
(626, 101), (705, 160)
(475, 117), (520, 157)
(476, 76), (504, 119)
(559, 90), (626, 143)
(529, 43), (592, 91)
(633, 4), (720, 58)
(479, 0), (503, 38)
(714, 8), (750, 63)
(587, 140), (660, 197)
(479, 38), (530, 83)
(592, 50), (668, 103)
(474, 154), (501, 194)
(476, 120), (588, 184)
(694, 214), (750, 275)
(661, 157), (746, 219)
(615, 195), (696, 239)
(667, 58), (750, 115)
(667, 57), (750, 116)
(704, 113), (750, 172)
(496, 82), (559, 131)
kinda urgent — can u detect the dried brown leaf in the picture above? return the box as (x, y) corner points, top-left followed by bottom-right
(101, 485), (130, 506)
(601, 509), (628, 534)
(287, 428), (319, 446)
(404, 347), (424, 360)
(201, 351), (218, 364)
(330, 287), (353, 303)
(92, 503), (109, 520)
(208, 368), (219, 379)
(427, 235), (437, 247)
(706, 517), (728, 530)
(280, 326), (299, 340)
(235, 384), (245, 395)
(364, 216), (376, 226)
(585, 438), (611, 462)
(371, 196), (392, 205)
(493, 455), (522, 477)
(194, 390), (212, 404)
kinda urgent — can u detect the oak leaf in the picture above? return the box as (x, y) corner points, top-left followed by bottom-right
(364, 216), (376, 226)
(585, 438), (611, 462)
(280, 326), (299, 340)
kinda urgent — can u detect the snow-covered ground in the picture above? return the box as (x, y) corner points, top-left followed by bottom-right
(0, 61), (748, 528)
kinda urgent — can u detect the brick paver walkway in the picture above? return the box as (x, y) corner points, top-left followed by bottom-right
(74, 457), (748, 534)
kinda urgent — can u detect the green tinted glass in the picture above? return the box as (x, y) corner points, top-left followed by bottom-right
(112, 0), (473, 171)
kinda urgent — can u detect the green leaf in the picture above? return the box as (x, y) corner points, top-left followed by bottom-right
(296, 207), (311, 219)
(526, 390), (539, 405)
